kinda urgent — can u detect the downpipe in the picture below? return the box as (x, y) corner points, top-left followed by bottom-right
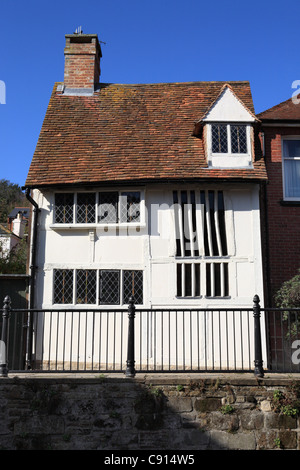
(24, 187), (40, 369)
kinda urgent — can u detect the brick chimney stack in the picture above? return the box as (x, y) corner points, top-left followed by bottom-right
(64, 32), (102, 93)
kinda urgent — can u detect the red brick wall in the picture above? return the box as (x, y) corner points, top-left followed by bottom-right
(262, 126), (300, 305)
(64, 37), (101, 89)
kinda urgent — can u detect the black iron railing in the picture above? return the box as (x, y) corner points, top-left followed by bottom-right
(0, 295), (300, 377)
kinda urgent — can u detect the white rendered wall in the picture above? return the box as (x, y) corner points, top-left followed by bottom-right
(29, 184), (266, 371)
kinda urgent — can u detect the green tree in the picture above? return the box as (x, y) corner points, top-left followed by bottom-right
(275, 270), (300, 309)
(275, 270), (300, 339)
(0, 238), (27, 274)
(0, 179), (29, 223)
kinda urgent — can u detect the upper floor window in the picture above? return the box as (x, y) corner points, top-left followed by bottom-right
(54, 191), (142, 225)
(207, 123), (252, 168)
(211, 124), (248, 155)
(282, 138), (300, 200)
(98, 191), (140, 224)
(173, 189), (229, 299)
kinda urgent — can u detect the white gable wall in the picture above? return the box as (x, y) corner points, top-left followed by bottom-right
(202, 87), (256, 123)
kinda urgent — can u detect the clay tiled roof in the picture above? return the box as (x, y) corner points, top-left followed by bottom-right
(258, 95), (300, 121)
(25, 81), (267, 188)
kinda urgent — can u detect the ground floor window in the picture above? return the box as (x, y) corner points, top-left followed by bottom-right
(99, 269), (143, 305)
(176, 261), (229, 298)
(53, 268), (143, 305)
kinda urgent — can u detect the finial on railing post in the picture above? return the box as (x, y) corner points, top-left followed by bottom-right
(0, 296), (11, 377)
(125, 296), (136, 378)
(253, 294), (264, 378)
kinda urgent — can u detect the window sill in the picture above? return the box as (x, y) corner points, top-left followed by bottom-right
(176, 296), (231, 300)
(50, 304), (132, 310)
(50, 223), (146, 230)
(209, 155), (253, 169)
(280, 200), (300, 207)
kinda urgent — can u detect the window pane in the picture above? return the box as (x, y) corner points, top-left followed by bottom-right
(99, 270), (120, 304)
(77, 193), (96, 223)
(176, 263), (201, 298)
(284, 159), (300, 198)
(218, 191), (228, 256)
(98, 192), (118, 223)
(55, 194), (74, 223)
(120, 192), (141, 223)
(283, 140), (300, 159)
(173, 191), (182, 257)
(176, 263), (182, 297)
(211, 124), (228, 153)
(123, 270), (143, 304)
(54, 269), (73, 304)
(231, 125), (247, 153)
(206, 263), (229, 298)
(173, 189), (227, 258)
(76, 269), (97, 304)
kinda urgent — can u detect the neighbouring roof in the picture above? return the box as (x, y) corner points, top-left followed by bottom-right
(258, 95), (300, 122)
(0, 224), (19, 238)
(0, 224), (11, 236)
(8, 207), (30, 219)
(25, 80), (267, 188)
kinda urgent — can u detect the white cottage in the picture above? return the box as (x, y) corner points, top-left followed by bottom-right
(24, 33), (268, 372)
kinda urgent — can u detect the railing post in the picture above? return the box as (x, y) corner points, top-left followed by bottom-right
(0, 296), (11, 377)
(253, 294), (264, 378)
(125, 296), (136, 377)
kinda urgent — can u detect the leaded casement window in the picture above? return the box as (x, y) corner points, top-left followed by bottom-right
(231, 125), (247, 154)
(76, 193), (96, 223)
(76, 269), (97, 304)
(99, 269), (143, 305)
(123, 270), (143, 304)
(53, 269), (74, 304)
(54, 194), (74, 224)
(211, 123), (248, 155)
(53, 268), (143, 305)
(282, 138), (300, 200)
(173, 189), (229, 299)
(98, 191), (141, 224)
(54, 191), (141, 225)
(99, 270), (120, 305)
(54, 269), (97, 304)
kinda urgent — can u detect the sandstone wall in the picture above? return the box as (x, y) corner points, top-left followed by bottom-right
(0, 373), (299, 450)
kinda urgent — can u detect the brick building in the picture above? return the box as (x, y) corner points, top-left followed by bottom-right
(258, 97), (300, 306)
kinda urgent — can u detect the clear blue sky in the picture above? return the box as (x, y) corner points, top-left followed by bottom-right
(0, 0), (299, 188)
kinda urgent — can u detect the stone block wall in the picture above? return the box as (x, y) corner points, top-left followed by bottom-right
(0, 373), (300, 450)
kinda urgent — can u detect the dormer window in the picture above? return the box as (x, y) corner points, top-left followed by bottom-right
(200, 85), (258, 169)
(206, 122), (252, 168)
(211, 123), (248, 155)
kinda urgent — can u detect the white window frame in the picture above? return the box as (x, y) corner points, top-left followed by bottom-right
(52, 268), (144, 306)
(51, 189), (146, 229)
(206, 123), (252, 168)
(281, 136), (300, 202)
